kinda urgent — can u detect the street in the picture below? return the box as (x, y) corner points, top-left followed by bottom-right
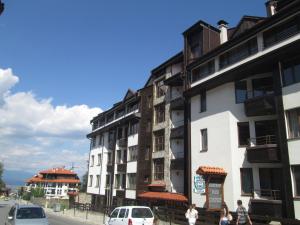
(0, 199), (99, 225)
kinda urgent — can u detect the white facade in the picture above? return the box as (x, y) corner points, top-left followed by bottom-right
(282, 82), (300, 219)
(190, 77), (280, 211)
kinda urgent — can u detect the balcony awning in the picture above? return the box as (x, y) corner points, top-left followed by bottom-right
(138, 192), (188, 202)
(196, 166), (227, 176)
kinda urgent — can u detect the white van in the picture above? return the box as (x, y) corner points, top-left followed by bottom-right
(106, 206), (154, 225)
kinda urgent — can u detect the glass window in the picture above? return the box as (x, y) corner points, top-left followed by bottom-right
(191, 60), (215, 83)
(200, 92), (206, 112)
(105, 174), (111, 188)
(90, 155), (94, 167)
(16, 207), (46, 219)
(240, 168), (253, 195)
(235, 80), (247, 103)
(97, 154), (101, 166)
(155, 104), (165, 124)
(292, 166), (300, 197)
(129, 122), (139, 135)
(131, 208), (153, 218)
(95, 175), (100, 187)
(252, 77), (274, 98)
(89, 175), (93, 187)
(156, 80), (165, 98)
(127, 173), (136, 189)
(286, 108), (300, 139)
(118, 208), (126, 218)
(154, 159), (164, 180)
(238, 122), (250, 146)
(282, 56), (300, 86)
(107, 152), (112, 165)
(110, 209), (119, 218)
(128, 146), (138, 161)
(154, 130), (164, 152)
(201, 129), (208, 151)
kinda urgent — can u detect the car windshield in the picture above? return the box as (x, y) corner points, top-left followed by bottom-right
(131, 208), (153, 218)
(16, 207), (46, 219)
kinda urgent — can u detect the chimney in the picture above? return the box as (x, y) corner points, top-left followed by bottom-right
(265, 0), (277, 17)
(218, 20), (229, 44)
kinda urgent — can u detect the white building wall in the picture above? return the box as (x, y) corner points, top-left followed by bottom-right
(282, 82), (300, 219)
(126, 190), (136, 199)
(128, 134), (138, 147)
(190, 81), (280, 211)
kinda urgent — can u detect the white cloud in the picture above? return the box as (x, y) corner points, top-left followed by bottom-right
(0, 68), (102, 176)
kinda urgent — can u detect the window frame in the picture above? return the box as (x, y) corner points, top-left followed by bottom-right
(286, 107), (300, 139)
(292, 165), (300, 197)
(237, 122), (250, 147)
(240, 168), (254, 196)
(200, 129), (208, 151)
(200, 91), (207, 113)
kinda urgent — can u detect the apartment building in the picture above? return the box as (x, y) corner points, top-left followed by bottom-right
(86, 90), (140, 208)
(184, 0), (300, 219)
(26, 168), (80, 199)
(86, 0), (300, 218)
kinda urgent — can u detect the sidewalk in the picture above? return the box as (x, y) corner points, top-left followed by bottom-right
(44, 207), (107, 225)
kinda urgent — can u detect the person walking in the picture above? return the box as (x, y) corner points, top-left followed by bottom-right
(219, 210), (229, 225)
(185, 204), (198, 225)
(236, 200), (252, 225)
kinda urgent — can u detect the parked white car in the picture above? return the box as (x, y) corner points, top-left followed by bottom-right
(106, 206), (154, 225)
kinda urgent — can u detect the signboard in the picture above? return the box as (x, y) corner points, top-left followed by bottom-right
(193, 175), (205, 194)
(208, 183), (222, 209)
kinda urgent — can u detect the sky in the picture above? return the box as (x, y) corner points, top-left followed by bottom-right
(0, 0), (266, 178)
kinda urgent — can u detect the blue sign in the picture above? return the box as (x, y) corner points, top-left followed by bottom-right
(193, 175), (205, 194)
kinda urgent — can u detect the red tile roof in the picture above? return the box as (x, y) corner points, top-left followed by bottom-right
(138, 192), (188, 202)
(196, 166), (227, 176)
(27, 177), (80, 184)
(39, 168), (76, 175)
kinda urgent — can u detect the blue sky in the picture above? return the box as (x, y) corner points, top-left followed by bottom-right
(0, 0), (265, 109)
(0, 0), (266, 178)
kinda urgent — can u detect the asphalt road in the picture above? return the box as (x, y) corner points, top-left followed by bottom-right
(0, 199), (97, 225)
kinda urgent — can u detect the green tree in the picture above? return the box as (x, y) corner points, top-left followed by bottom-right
(31, 187), (45, 198)
(80, 171), (88, 192)
(0, 162), (6, 189)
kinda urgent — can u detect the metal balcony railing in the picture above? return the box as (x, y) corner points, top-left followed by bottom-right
(253, 189), (281, 200)
(248, 135), (277, 146)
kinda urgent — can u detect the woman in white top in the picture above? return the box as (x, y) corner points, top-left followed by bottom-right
(185, 204), (198, 225)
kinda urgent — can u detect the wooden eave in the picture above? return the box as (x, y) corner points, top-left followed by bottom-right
(182, 19), (220, 36)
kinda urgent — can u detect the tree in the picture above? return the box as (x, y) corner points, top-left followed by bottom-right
(0, 162), (6, 189)
(80, 171), (88, 192)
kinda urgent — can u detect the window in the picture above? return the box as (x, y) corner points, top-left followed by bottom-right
(147, 95), (152, 108)
(219, 38), (258, 69)
(252, 77), (274, 98)
(240, 168), (253, 195)
(156, 80), (165, 98)
(188, 30), (202, 62)
(292, 166), (300, 197)
(16, 208), (46, 219)
(105, 174), (111, 188)
(107, 152), (112, 165)
(110, 209), (119, 218)
(201, 129), (208, 151)
(264, 17), (300, 48)
(97, 154), (102, 166)
(200, 92), (206, 112)
(116, 108), (125, 118)
(106, 113), (114, 123)
(91, 137), (96, 148)
(95, 175), (100, 187)
(128, 146), (138, 161)
(131, 208), (153, 218)
(154, 130), (164, 152)
(116, 150), (122, 164)
(259, 168), (282, 199)
(89, 175), (93, 187)
(92, 121), (98, 130)
(235, 80), (247, 103)
(286, 108), (300, 139)
(238, 122), (250, 146)
(154, 159), (164, 180)
(127, 102), (139, 113)
(144, 175), (149, 183)
(155, 104), (165, 124)
(118, 208), (127, 218)
(127, 173), (136, 189)
(115, 174), (121, 189)
(129, 122), (139, 135)
(191, 60), (215, 83)
(282, 56), (300, 86)
(98, 135), (104, 146)
(90, 155), (94, 167)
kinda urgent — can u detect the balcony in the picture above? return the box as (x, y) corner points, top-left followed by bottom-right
(244, 94), (276, 117)
(246, 135), (280, 163)
(117, 164), (126, 172)
(250, 189), (282, 218)
(170, 97), (184, 110)
(117, 138), (128, 148)
(170, 125), (184, 139)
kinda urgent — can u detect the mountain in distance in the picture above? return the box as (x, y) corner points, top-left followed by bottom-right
(3, 169), (34, 187)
